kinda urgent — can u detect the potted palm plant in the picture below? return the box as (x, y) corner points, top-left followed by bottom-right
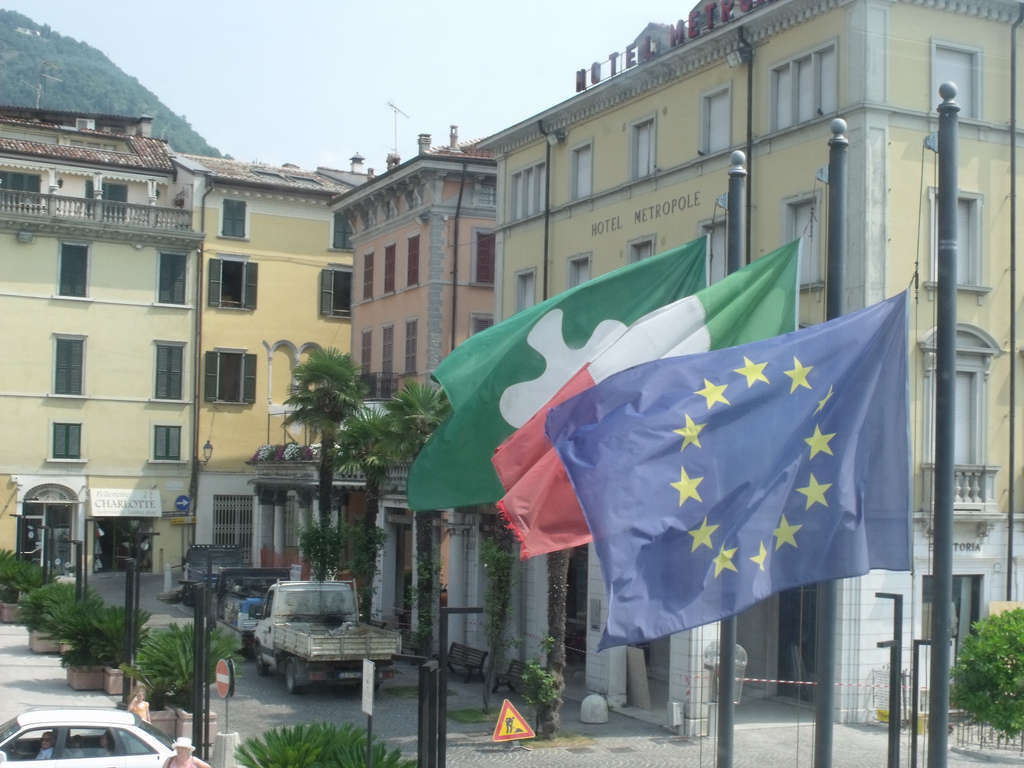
(19, 581), (77, 652)
(125, 623), (237, 738)
(90, 604), (151, 694)
(0, 550), (42, 623)
(47, 593), (108, 690)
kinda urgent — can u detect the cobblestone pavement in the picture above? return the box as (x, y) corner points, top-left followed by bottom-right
(0, 571), (1007, 767)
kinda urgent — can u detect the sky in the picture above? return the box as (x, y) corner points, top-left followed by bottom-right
(5, 0), (690, 172)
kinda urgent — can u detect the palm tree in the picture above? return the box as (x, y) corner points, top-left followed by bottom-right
(384, 383), (450, 654)
(284, 349), (365, 526)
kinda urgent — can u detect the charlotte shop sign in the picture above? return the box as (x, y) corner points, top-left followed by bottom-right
(592, 190), (702, 237)
(575, 0), (775, 92)
(91, 489), (162, 518)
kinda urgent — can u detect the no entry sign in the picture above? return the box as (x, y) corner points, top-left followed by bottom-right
(215, 658), (235, 698)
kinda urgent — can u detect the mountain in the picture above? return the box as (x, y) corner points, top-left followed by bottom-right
(0, 10), (221, 156)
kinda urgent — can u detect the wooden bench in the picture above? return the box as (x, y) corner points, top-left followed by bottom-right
(492, 659), (527, 693)
(447, 642), (488, 683)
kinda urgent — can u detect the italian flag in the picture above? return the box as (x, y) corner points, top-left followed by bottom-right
(494, 240), (799, 558)
(407, 238), (708, 511)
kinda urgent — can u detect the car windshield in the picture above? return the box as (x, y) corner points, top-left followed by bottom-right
(0, 716), (19, 744)
(135, 716), (174, 749)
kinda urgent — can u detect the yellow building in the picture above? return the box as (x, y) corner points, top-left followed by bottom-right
(0, 107), (202, 576)
(479, 0), (1021, 729)
(173, 154), (361, 567)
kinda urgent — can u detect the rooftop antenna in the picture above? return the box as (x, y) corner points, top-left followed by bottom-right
(386, 100), (409, 155)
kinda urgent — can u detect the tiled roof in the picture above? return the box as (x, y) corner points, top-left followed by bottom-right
(426, 141), (493, 159)
(179, 154), (351, 195)
(0, 116), (174, 172)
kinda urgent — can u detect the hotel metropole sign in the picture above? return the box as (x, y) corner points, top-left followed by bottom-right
(592, 190), (703, 237)
(574, 0), (777, 92)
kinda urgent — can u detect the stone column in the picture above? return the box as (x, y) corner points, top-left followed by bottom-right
(446, 511), (468, 643)
(272, 492), (285, 563)
(250, 492), (262, 565)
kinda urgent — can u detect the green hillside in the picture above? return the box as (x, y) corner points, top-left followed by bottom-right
(0, 9), (221, 156)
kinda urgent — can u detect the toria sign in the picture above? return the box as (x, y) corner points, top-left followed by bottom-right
(575, 0), (777, 92)
(91, 489), (162, 518)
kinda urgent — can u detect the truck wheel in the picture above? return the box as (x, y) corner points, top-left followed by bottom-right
(254, 643), (270, 677)
(285, 658), (303, 695)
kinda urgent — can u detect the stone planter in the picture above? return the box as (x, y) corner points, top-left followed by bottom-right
(0, 602), (19, 623)
(103, 667), (124, 695)
(173, 708), (217, 742)
(67, 666), (105, 691)
(149, 708), (176, 738)
(29, 631), (60, 654)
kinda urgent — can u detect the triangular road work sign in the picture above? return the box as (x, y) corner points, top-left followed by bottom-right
(492, 698), (536, 742)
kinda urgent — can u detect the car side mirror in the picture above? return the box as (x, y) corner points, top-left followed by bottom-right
(250, 605), (263, 619)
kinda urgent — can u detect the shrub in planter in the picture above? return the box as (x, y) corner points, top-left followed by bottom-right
(0, 550), (42, 617)
(19, 582), (79, 634)
(236, 722), (414, 768)
(952, 608), (1024, 736)
(125, 623), (239, 711)
(48, 594), (107, 669)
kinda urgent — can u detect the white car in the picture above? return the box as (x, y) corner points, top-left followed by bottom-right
(0, 708), (175, 767)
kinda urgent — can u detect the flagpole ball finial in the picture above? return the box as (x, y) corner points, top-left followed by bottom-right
(830, 118), (847, 138)
(939, 81), (958, 104)
(729, 150), (746, 174)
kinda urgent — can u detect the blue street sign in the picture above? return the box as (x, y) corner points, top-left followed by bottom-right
(174, 495), (191, 513)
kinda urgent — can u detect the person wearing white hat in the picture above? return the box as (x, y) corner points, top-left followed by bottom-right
(163, 737), (211, 768)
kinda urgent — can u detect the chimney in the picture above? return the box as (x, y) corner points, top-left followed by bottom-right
(350, 153), (365, 173)
(367, 168), (375, 180)
(449, 125), (459, 149)
(137, 115), (153, 137)
(417, 133), (432, 155)
(386, 152), (401, 171)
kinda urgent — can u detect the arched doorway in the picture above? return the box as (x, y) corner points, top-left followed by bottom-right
(21, 484), (77, 578)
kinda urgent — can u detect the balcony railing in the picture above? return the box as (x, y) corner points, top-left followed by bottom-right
(920, 463), (1000, 513)
(0, 189), (193, 231)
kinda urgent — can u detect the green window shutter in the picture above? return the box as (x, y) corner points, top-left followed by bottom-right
(223, 200), (246, 237)
(53, 424), (66, 458)
(68, 424), (80, 458)
(242, 353), (257, 403)
(156, 345), (169, 398)
(207, 258), (222, 307)
(70, 341), (82, 395)
(243, 262), (258, 309)
(160, 253), (186, 304)
(320, 269), (333, 315)
(204, 351), (218, 401)
(60, 244), (87, 297)
(169, 426), (180, 460)
(168, 346), (182, 400)
(85, 180), (94, 198)
(55, 340), (69, 393)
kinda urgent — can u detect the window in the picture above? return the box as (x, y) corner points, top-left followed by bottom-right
(929, 191), (982, 287)
(475, 231), (495, 284)
(158, 252), (186, 304)
(116, 729), (156, 756)
(203, 351), (256, 403)
(319, 267), (352, 317)
(773, 44), (837, 130)
(922, 574), (982, 656)
(0, 171), (40, 191)
(208, 258), (257, 309)
(54, 337), (83, 395)
(515, 269), (536, 313)
(629, 238), (655, 264)
(407, 235), (420, 287)
(920, 325), (999, 466)
(222, 199), (246, 237)
(632, 118), (655, 179)
(363, 252), (374, 300)
(332, 212), (352, 249)
(510, 162), (545, 220)
(360, 329), (372, 370)
(155, 344), (183, 399)
(786, 198), (820, 284)
(405, 319), (418, 374)
(472, 314), (494, 335)
(477, 180), (496, 207)
(701, 87), (731, 155)
(934, 43), (979, 119)
(53, 422), (81, 459)
(59, 243), (87, 297)
(702, 218), (728, 284)
(154, 425), (181, 461)
(384, 244), (396, 293)
(213, 495), (253, 561)
(571, 144), (592, 199)
(567, 253), (591, 289)
(382, 325), (394, 375)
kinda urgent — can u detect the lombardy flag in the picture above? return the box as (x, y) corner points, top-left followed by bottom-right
(547, 293), (911, 649)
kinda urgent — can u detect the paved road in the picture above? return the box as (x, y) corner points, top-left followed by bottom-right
(0, 571), (1008, 768)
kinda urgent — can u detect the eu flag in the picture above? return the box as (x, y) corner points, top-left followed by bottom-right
(547, 293), (910, 649)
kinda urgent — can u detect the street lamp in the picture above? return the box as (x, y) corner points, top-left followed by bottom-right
(201, 440), (213, 465)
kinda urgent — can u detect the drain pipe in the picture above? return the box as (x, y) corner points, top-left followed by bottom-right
(1009, 2), (1024, 600)
(188, 177), (214, 544)
(451, 162), (467, 353)
(740, 28), (754, 264)
(537, 120), (552, 300)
